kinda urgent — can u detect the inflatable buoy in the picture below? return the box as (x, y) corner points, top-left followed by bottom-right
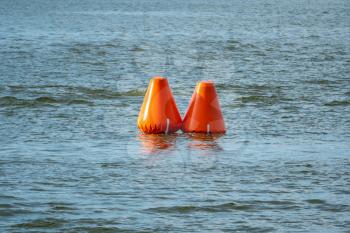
(182, 81), (226, 134)
(137, 77), (182, 134)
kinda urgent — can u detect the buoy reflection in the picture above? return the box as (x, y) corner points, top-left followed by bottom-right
(138, 133), (176, 154)
(186, 133), (224, 152)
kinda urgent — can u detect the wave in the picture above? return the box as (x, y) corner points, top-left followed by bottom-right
(5, 85), (146, 100)
(324, 100), (350, 106)
(13, 218), (67, 228)
(225, 39), (258, 52)
(305, 199), (326, 204)
(75, 87), (145, 98)
(146, 202), (253, 213)
(0, 203), (32, 217)
(216, 83), (284, 92)
(304, 79), (341, 85)
(238, 95), (292, 104)
(0, 96), (92, 107)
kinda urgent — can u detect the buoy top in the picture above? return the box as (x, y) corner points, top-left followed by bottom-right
(149, 76), (169, 89)
(196, 81), (215, 94)
(198, 80), (213, 85)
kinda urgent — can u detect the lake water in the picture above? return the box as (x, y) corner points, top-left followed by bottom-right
(0, 0), (349, 232)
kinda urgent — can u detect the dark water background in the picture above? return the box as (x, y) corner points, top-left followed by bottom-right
(1, 0), (350, 232)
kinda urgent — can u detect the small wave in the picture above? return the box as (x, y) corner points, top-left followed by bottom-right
(310, 55), (336, 62)
(0, 96), (20, 105)
(324, 100), (350, 106)
(240, 95), (268, 103)
(69, 226), (129, 232)
(8, 84), (67, 90)
(4, 85), (145, 103)
(35, 96), (59, 103)
(13, 218), (67, 228)
(0, 203), (32, 217)
(305, 79), (339, 85)
(305, 199), (326, 204)
(225, 39), (241, 51)
(100, 162), (123, 168)
(238, 95), (291, 104)
(0, 209), (32, 217)
(51, 205), (76, 211)
(216, 83), (283, 93)
(69, 99), (92, 104)
(78, 61), (106, 66)
(76, 87), (145, 98)
(0, 204), (13, 208)
(47, 202), (76, 211)
(215, 83), (242, 90)
(103, 43), (120, 48)
(64, 41), (121, 56)
(0, 195), (24, 200)
(251, 200), (297, 206)
(225, 39), (258, 52)
(0, 96), (92, 107)
(146, 202), (253, 213)
(318, 203), (350, 213)
(130, 45), (145, 52)
(123, 89), (145, 97)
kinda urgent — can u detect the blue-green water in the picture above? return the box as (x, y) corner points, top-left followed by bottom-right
(1, 0), (350, 232)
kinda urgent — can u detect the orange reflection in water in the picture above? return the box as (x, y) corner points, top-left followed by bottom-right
(138, 133), (176, 154)
(186, 133), (224, 152)
(137, 133), (224, 155)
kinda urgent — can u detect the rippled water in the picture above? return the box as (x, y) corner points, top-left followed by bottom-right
(1, 0), (350, 232)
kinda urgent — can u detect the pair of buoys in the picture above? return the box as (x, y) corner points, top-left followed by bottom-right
(137, 77), (226, 134)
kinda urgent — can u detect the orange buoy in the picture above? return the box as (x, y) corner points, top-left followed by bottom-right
(137, 77), (182, 134)
(182, 80), (226, 134)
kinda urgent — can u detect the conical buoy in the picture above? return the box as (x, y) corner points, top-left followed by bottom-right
(182, 81), (226, 134)
(137, 77), (182, 134)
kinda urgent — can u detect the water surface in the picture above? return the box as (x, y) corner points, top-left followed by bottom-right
(0, 0), (350, 232)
